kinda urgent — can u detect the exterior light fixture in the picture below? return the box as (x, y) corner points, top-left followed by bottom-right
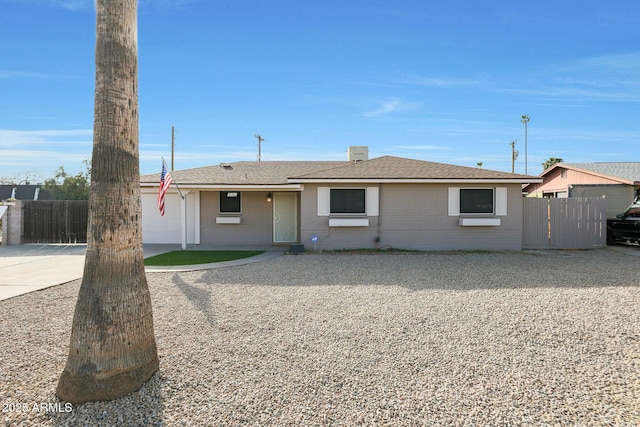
(267, 193), (272, 203)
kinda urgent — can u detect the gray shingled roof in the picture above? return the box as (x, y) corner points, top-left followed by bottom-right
(140, 156), (539, 186)
(140, 161), (347, 185)
(291, 156), (535, 180)
(563, 162), (640, 183)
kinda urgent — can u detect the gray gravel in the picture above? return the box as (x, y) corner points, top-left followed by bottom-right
(1, 249), (639, 426)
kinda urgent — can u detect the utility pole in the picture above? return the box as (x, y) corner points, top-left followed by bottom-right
(520, 115), (530, 175)
(509, 140), (519, 174)
(171, 126), (175, 171)
(255, 134), (265, 161)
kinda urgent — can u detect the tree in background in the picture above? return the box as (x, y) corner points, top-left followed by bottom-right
(0, 172), (39, 185)
(41, 161), (91, 200)
(56, 0), (159, 403)
(542, 157), (563, 171)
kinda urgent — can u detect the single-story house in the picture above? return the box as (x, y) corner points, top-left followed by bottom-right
(523, 162), (640, 218)
(140, 149), (542, 251)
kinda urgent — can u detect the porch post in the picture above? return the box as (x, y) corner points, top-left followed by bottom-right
(181, 191), (190, 250)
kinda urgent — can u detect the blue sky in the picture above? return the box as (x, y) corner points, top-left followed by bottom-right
(1, 0), (639, 182)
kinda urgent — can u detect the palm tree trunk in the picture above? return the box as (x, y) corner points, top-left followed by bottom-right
(57, 0), (159, 403)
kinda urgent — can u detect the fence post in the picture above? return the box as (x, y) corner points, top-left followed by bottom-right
(2, 200), (24, 245)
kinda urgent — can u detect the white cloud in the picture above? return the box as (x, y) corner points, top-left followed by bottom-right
(392, 144), (451, 151)
(0, 0), (93, 11)
(362, 100), (402, 118)
(0, 70), (50, 79)
(0, 128), (92, 178)
(496, 52), (640, 103)
(362, 99), (422, 118)
(52, 0), (90, 10)
(397, 73), (481, 88)
(580, 52), (640, 72)
(0, 129), (92, 148)
(2, 0), (204, 11)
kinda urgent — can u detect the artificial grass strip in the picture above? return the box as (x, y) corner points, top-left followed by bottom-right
(144, 250), (264, 266)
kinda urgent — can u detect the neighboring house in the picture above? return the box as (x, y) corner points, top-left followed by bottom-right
(139, 150), (541, 251)
(0, 185), (52, 201)
(523, 162), (640, 219)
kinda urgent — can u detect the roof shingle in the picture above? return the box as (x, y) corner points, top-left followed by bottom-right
(290, 156), (534, 180)
(140, 156), (538, 186)
(140, 161), (347, 185)
(563, 162), (640, 182)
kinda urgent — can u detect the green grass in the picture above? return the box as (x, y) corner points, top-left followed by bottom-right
(144, 250), (264, 266)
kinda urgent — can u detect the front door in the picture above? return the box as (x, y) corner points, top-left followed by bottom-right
(273, 192), (297, 243)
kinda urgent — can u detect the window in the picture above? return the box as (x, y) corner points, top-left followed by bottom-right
(317, 187), (379, 217)
(330, 189), (365, 214)
(220, 191), (241, 213)
(460, 189), (494, 214)
(625, 207), (640, 219)
(449, 187), (506, 217)
(561, 170), (567, 178)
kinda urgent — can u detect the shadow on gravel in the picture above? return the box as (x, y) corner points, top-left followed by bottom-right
(194, 249), (639, 291)
(172, 273), (216, 327)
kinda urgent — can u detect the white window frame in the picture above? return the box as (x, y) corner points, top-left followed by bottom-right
(460, 188), (495, 215)
(219, 191), (241, 214)
(448, 187), (507, 216)
(329, 188), (366, 215)
(317, 187), (379, 217)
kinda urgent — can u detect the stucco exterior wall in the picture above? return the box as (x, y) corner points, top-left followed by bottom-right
(141, 184), (525, 250)
(200, 191), (274, 245)
(299, 183), (524, 251)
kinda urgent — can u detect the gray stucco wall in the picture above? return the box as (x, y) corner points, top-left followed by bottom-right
(299, 183), (524, 251)
(200, 191), (274, 245)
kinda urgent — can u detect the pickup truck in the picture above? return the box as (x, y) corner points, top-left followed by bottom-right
(607, 198), (640, 246)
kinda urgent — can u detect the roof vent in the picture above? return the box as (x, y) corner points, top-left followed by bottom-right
(220, 163), (233, 169)
(348, 146), (368, 162)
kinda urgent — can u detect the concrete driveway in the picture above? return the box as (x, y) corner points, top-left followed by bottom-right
(0, 244), (284, 301)
(0, 244), (86, 301)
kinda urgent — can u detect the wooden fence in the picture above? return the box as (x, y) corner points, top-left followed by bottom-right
(523, 197), (606, 249)
(22, 200), (88, 243)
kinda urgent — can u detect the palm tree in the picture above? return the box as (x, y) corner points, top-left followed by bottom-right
(57, 0), (159, 403)
(542, 157), (563, 171)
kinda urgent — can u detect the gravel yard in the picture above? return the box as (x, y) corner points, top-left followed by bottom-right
(1, 249), (639, 426)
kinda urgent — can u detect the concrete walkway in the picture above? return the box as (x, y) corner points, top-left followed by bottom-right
(0, 244), (285, 301)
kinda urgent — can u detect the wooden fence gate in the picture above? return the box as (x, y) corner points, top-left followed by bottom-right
(22, 200), (88, 243)
(523, 197), (606, 249)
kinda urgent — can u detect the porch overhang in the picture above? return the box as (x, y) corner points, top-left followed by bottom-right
(140, 184), (304, 191)
(288, 178), (543, 184)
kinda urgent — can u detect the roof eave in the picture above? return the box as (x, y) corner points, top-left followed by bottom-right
(289, 178), (543, 184)
(547, 164), (635, 184)
(140, 183), (303, 190)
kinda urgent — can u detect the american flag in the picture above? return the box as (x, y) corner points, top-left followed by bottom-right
(157, 163), (173, 216)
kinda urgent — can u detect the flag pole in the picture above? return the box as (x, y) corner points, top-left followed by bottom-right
(161, 157), (188, 250)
